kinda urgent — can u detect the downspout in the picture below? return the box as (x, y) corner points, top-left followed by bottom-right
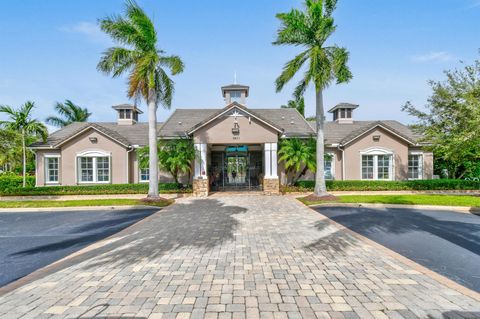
(337, 144), (345, 181)
(126, 145), (134, 183)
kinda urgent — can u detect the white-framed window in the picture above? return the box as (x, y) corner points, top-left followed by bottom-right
(45, 155), (60, 184)
(324, 154), (335, 180)
(76, 150), (111, 184)
(408, 153), (423, 180)
(140, 168), (149, 182)
(360, 148), (394, 180)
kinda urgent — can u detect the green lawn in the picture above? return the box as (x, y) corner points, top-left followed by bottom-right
(300, 194), (480, 207)
(0, 198), (173, 209)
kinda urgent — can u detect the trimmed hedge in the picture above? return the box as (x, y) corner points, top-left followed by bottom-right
(0, 175), (36, 191)
(0, 182), (191, 196)
(285, 179), (480, 192)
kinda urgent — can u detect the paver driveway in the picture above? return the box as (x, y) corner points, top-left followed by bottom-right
(0, 196), (479, 319)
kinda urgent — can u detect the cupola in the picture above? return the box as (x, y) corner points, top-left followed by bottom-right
(328, 103), (358, 124)
(221, 84), (249, 105)
(112, 104), (143, 125)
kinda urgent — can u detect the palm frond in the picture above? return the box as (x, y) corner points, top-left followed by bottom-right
(159, 55), (185, 75)
(45, 116), (68, 127)
(275, 50), (309, 92)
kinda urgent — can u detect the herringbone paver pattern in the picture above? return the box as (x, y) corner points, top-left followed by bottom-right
(0, 196), (479, 318)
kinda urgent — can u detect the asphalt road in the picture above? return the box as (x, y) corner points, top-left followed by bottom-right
(0, 208), (158, 287)
(314, 206), (480, 292)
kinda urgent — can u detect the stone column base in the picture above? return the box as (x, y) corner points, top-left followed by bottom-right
(193, 178), (209, 197)
(263, 177), (280, 195)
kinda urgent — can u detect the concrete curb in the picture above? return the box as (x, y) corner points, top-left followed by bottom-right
(0, 193), (190, 201)
(298, 200), (480, 302)
(0, 205), (163, 213)
(0, 205), (170, 297)
(308, 202), (480, 214)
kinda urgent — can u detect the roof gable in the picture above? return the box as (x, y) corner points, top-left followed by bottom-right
(187, 102), (284, 135)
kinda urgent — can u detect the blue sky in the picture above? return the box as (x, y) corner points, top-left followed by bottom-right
(0, 0), (478, 130)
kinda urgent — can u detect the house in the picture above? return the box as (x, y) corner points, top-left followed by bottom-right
(30, 84), (433, 196)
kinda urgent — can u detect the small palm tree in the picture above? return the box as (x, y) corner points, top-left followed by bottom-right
(281, 97), (305, 117)
(98, 0), (184, 199)
(278, 138), (316, 185)
(46, 100), (91, 127)
(138, 139), (195, 185)
(274, 0), (352, 196)
(0, 102), (48, 187)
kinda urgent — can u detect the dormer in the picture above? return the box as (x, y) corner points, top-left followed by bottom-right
(112, 104), (143, 125)
(221, 84), (249, 105)
(328, 103), (359, 124)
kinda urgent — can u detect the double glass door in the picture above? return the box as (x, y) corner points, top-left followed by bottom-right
(210, 149), (262, 191)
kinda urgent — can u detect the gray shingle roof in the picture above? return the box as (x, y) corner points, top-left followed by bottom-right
(30, 106), (422, 149)
(30, 122), (160, 148)
(308, 120), (422, 145)
(158, 107), (315, 138)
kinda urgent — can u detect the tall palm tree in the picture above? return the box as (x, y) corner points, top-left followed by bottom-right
(0, 102), (48, 187)
(46, 100), (91, 127)
(281, 97), (305, 117)
(98, 0), (184, 199)
(274, 0), (352, 197)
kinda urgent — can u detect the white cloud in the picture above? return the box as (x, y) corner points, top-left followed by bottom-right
(411, 51), (454, 63)
(59, 22), (110, 44)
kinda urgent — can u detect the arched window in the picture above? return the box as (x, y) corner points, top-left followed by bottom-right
(360, 148), (394, 180)
(76, 150), (111, 184)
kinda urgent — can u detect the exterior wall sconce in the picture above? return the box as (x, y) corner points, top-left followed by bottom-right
(232, 120), (240, 135)
(89, 137), (98, 144)
(373, 135), (380, 142)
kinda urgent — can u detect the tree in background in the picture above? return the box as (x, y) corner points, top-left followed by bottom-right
(98, 0), (184, 199)
(281, 97), (305, 117)
(0, 102), (47, 186)
(403, 57), (480, 179)
(273, 0), (352, 197)
(278, 138), (316, 185)
(46, 100), (91, 127)
(138, 139), (195, 185)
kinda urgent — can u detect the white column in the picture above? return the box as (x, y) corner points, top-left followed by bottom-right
(264, 143), (272, 178)
(194, 143), (208, 179)
(270, 142), (278, 178)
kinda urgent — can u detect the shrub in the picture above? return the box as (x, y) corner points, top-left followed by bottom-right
(0, 182), (191, 196)
(286, 179), (480, 192)
(0, 175), (35, 191)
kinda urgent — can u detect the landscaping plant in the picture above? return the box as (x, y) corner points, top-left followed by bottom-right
(273, 0), (352, 197)
(98, 0), (184, 199)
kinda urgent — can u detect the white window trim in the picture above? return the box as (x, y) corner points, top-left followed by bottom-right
(44, 154), (61, 185)
(75, 150), (112, 184)
(360, 148), (394, 181)
(139, 168), (150, 183)
(408, 151), (424, 180)
(325, 152), (335, 180)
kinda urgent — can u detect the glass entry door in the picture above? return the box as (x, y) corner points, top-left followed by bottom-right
(209, 147), (262, 191)
(226, 155), (247, 186)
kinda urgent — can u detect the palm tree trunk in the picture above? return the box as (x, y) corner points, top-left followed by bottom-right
(22, 129), (26, 188)
(314, 88), (328, 196)
(147, 89), (160, 198)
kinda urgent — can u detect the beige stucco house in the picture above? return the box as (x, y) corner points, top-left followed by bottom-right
(31, 84), (432, 196)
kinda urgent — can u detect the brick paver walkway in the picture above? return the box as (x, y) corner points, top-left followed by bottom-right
(0, 196), (479, 318)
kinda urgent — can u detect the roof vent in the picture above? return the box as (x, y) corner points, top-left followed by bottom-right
(112, 104), (143, 125)
(221, 84), (249, 105)
(328, 103), (358, 124)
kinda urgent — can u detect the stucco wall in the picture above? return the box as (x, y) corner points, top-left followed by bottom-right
(193, 116), (278, 144)
(35, 149), (61, 186)
(343, 127), (409, 180)
(59, 128), (129, 185)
